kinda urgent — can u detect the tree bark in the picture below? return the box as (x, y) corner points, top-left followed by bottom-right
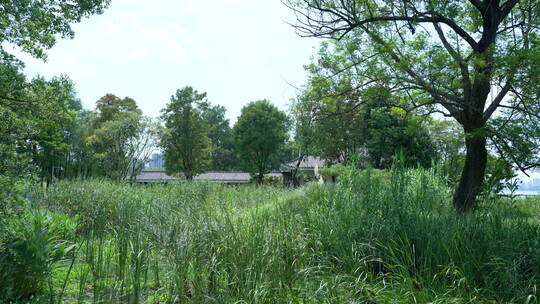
(453, 130), (487, 213)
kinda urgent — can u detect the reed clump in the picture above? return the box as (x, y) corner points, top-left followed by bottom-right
(9, 166), (540, 303)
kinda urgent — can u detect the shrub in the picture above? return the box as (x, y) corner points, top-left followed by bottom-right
(0, 210), (78, 301)
(0, 175), (29, 219)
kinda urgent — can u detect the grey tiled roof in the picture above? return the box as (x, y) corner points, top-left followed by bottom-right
(135, 171), (282, 183)
(135, 171), (177, 181)
(283, 156), (325, 169)
(193, 172), (251, 182)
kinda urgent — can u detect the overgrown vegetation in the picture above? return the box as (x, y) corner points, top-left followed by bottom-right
(2, 166), (539, 303)
(2, 0), (539, 302)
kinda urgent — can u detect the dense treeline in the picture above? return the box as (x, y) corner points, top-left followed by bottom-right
(2, 65), (467, 187)
(2, 0), (515, 187)
(0, 65), (155, 183)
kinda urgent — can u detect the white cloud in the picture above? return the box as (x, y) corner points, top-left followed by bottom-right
(17, 0), (319, 121)
(76, 11), (203, 64)
(178, 0), (249, 13)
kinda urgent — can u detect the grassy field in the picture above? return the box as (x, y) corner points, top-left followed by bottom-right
(3, 166), (540, 303)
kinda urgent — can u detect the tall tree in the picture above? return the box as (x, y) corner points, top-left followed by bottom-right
(285, 0), (540, 212)
(126, 117), (160, 180)
(93, 94), (140, 125)
(0, 64), (83, 183)
(87, 94), (146, 180)
(0, 62), (33, 179)
(64, 110), (97, 178)
(234, 100), (289, 184)
(160, 86), (212, 180)
(361, 87), (436, 168)
(25, 75), (81, 183)
(203, 105), (237, 171)
(427, 119), (466, 181)
(0, 0), (108, 210)
(0, 105), (35, 179)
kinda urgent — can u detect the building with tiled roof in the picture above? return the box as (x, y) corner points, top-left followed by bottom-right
(280, 156), (326, 186)
(136, 156), (325, 186)
(135, 170), (282, 184)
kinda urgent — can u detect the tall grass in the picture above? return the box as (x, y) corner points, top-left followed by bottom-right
(20, 168), (540, 303)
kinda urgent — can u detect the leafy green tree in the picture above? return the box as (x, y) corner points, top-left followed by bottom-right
(0, 0), (109, 181)
(203, 105), (237, 170)
(285, 0), (540, 211)
(361, 87), (436, 168)
(0, 62), (83, 184)
(428, 119), (515, 197)
(0, 0), (109, 200)
(160, 87), (212, 180)
(293, 56), (437, 169)
(24, 76), (81, 183)
(0, 0), (110, 61)
(234, 100), (289, 184)
(0, 0), (110, 179)
(0, 105), (35, 179)
(63, 110), (97, 178)
(87, 94), (145, 180)
(292, 41), (368, 163)
(0, 62), (34, 179)
(126, 117), (160, 180)
(293, 92), (365, 163)
(427, 119), (466, 182)
(93, 94), (140, 126)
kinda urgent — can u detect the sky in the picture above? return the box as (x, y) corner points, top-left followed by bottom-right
(14, 0), (320, 123)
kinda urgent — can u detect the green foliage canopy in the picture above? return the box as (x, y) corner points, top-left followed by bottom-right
(203, 104), (237, 171)
(0, 0), (110, 61)
(234, 100), (289, 183)
(0, 61), (83, 183)
(86, 94), (151, 180)
(293, 49), (437, 168)
(160, 86), (212, 180)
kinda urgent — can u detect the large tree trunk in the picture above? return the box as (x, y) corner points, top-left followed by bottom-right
(453, 131), (488, 213)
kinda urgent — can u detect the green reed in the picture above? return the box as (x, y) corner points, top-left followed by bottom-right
(20, 169), (539, 303)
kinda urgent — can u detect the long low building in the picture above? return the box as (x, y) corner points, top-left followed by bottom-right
(135, 170), (282, 184)
(134, 170), (178, 183)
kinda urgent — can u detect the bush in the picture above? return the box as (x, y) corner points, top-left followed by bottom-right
(0, 210), (78, 301)
(261, 175), (283, 187)
(0, 175), (29, 219)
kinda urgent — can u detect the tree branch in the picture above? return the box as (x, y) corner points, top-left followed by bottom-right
(483, 81), (512, 121)
(283, 1), (480, 49)
(500, 0), (522, 20)
(490, 136), (531, 177)
(468, 0), (484, 12)
(433, 22), (472, 100)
